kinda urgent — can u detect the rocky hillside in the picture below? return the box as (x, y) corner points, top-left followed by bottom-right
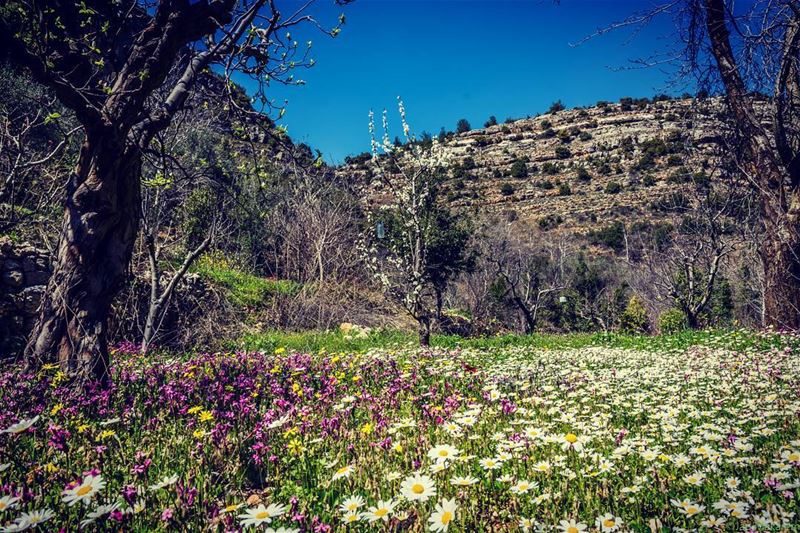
(340, 96), (734, 235)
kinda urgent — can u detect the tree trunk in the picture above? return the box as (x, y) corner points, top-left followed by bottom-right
(418, 316), (431, 347)
(704, 0), (800, 330)
(513, 296), (536, 334)
(761, 227), (800, 330)
(685, 308), (700, 330)
(24, 132), (140, 383)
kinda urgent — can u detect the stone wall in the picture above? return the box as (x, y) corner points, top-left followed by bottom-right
(0, 237), (50, 357)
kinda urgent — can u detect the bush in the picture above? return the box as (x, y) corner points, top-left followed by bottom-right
(542, 162), (559, 175)
(456, 118), (471, 133)
(576, 167), (592, 182)
(558, 182), (572, 196)
(555, 146), (571, 159)
(548, 100), (566, 113)
(510, 159), (528, 178)
(587, 221), (626, 252)
(484, 115), (498, 128)
(659, 308), (688, 334)
(500, 183), (515, 196)
(605, 181), (622, 194)
(620, 296), (650, 333)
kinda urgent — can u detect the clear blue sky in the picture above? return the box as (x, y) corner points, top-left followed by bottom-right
(258, 0), (684, 164)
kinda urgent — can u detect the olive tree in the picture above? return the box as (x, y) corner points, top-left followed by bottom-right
(0, 0), (350, 382)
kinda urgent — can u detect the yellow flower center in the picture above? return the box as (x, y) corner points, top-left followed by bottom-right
(790, 453), (800, 461)
(76, 485), (92, 497)
(438, 450), (448, 457)
(568, 527), (579, 533)
(686, 507), (697, 515)
(255, 511), (270, 520)
(603, 519), (615, 528)
(337, 466), (349, 475)
(375, 508), (388, 517)
(442, 511), (453, 524)
(0, 503), (5, 510)
(518, 483), (528, 490)
(565, 433), (578, 444)
(412, 483), (425, 494)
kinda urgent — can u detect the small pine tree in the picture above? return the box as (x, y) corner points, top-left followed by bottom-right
(484, 115), (498, 128)
(456, 118), (471, 133)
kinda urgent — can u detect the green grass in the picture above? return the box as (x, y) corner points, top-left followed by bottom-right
(192, 255), (300, 307)
(234, 327), (798, 354)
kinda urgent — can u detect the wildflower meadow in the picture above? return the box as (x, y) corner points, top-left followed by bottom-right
(1, 331), (800, 532)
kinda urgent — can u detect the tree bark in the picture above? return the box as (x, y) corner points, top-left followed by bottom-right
(761, 220), (800, 330)
(418, 316), (431, 347)
(704, 0), (800, 329)
(24, 131), (140, 383)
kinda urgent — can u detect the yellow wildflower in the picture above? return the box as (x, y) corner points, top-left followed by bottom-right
(287, 438), (305, 456)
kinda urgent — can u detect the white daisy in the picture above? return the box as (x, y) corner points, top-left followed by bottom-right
(427, 445), (460, 463)
(596, 513), (622, 532)
(148, 474), (179, 491)
(400, 474), (437, 502)
(428, 498), (458, 532)
(338, 495), (364, 514)
(61, 474), (106, 506)
(331, 464), (353, 481)
(237, 503), (288, 527)
(0, 496), (20, 513)
(362, 499), (397, 522)
(1, 416), (39, 435)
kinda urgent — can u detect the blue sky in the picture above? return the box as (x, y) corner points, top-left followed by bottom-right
(257, 1), (684, 163)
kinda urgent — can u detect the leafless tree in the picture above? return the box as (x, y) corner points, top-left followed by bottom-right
(470, 219), (565, 334)
(0, 66), (78, 238)
(582, 0), (800, 329)
(635, 178), (752, 328)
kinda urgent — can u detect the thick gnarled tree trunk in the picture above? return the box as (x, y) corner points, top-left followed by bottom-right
(761, 217), (800, 330)
(25, 131), (140, 383)
(704, 0), (800, 330)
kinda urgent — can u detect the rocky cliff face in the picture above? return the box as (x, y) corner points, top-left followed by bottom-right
(0, 237), (50, 357)
(340, 96), (734, 234)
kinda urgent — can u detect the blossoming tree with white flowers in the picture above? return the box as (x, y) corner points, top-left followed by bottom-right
(364, 98), (472, 346)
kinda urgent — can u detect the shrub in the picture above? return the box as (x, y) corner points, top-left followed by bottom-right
(500, 183), (515, 196)
(587, 221), (626, 252)
(484, 115), (498, 128)
(558, 182), (572, 196)
(605, 181), (622, 194)
(576, 167), (592, 182)
(456, 118), (471, 133)
(510, 159), (528, 178)
(659, 308), (688, 334)
(542, 162), (559, 175)
(555, 146), (571, 159)
(548, 100), (565, 113)
(620, 296), (650, 333)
